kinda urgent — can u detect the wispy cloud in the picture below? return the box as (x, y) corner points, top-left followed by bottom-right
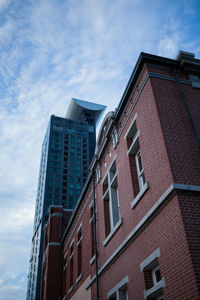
(0, 0), (200, 298)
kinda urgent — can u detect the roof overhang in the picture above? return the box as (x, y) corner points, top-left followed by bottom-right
(65, 98), (106, 126)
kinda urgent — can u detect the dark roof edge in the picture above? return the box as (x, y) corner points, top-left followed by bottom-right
(61, 171), (93, 243)
(114, 52), (178, 122)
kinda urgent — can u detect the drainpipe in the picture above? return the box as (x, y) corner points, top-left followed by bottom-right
(173, 66), (200, 150)
(92, 171), (100, 300)
(59, 213), (62, 300)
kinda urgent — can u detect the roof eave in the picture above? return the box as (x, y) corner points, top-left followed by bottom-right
(114, 52), (178, 122)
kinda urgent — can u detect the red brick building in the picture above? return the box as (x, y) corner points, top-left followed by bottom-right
(40, 51), (200, 300)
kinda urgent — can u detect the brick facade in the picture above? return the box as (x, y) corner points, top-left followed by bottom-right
(40, 51), (200, 300)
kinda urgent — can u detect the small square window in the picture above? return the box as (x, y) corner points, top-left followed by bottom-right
(152, 266), (161, 285)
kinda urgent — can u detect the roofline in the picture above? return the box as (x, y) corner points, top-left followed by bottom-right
(65, 98), (106, 125)
(114, 52), (178, 122)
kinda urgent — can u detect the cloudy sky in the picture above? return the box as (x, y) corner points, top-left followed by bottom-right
(0, 0), (200, 299)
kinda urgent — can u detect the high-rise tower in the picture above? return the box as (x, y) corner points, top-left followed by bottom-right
(26, 99), (106, 300)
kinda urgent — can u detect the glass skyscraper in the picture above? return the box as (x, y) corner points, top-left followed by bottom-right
(26, 99), (106, 300)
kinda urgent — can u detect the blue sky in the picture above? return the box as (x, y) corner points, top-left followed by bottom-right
(0, 0), (200, 299)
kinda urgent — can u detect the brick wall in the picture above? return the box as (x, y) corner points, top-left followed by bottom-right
(40, 51), (200, 300)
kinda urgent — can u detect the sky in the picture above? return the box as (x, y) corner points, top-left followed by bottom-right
(0, 0), (200, 299)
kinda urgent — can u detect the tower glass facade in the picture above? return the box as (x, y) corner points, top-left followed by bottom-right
(26, 99), (106, 300)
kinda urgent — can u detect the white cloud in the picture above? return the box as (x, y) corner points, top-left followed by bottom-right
(158, 36), (179, 57)
(0, 0), (11, 12)
(0, 0), (200, 299)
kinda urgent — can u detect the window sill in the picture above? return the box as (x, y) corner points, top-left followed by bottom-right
(103, 218), (123, 246)
(90, 255), (96, 265)
(131, 182), (149, 209)
(144, 277), (165, 299)
(68, 285), (73, 295)
(76, 273), (82, 284)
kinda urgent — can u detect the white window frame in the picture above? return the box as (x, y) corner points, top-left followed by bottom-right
(124, 112), (138, 140)
(89, 203), (96, 263)
(69, 240), (74, 291)
(77, 225), (82, 278)
(135, 149), (145, 190)
(112, 126), (119, 149)
(104, 162), (120, 229)
(107, 276), (129, 300)
(190, 73), (200, 88)
(140, 248), (165, 300)
(102, 158), (122, 245)
(152, 265), (161, 286)
(96, 163), (101, 183)
(124, 113), (149, 208)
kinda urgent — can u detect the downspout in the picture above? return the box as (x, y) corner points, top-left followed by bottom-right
(173, 66), (200, 150)
(59, 213), (62, 300)
(92, 171), (100, 300)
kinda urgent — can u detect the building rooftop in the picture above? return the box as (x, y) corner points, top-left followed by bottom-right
(65, 98), (106, 125)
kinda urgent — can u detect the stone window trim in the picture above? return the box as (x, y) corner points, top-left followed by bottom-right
(131, 181), (149, 209)
(140, 248), (165, 299)
(89, 201), (96, 258)
(124, 113), (149, 207)
(69, 240), (74, 259)
(77, 225), (82, 277)
(96, 163), (101, 183)
(90, 215), (94, 224)
(76, 273), (83, 284)
(77, 236), (82, 247)
(102, 157), (121, 244)
(68, 285), (73, 295)
(101, 154), (117, 185)
(126, 129), (140, 156)
(90, 255), (96, 265)
(89, 200), (94, 209)
(77, 223), (82, 234)
(63, 251), (68, 270)
(89, 198), (97, 211)
(107, 275), (129, 299)
(112, 126), (119, 149)
(103, 217), (123, 246)
(140, 248), (161, 271)
(144, 278), (165, 299)
(135, 149), (145, 190)
(63, 263), (67, 271)
(189, 73), (200, 88)
(124, 112), (138, 140)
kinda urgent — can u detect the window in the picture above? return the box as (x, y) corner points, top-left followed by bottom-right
(102, 159), (121, 243)
(140, 248), (165, 299)
(89, 203), (95, 263)
(156, 296), (164, 300)
(96, 163), (101, 183)
(107, 276), (128, 300)
(112, 127), (119, 149)
(189, 73), (200, 88)
(63, 252), (67, 296)
(77, 225), (82, 280)
(152, 266), (161, 286)
(69, 241), (74, 289)
(124, 113), (149, 208)
(135, 150), (145, 190)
